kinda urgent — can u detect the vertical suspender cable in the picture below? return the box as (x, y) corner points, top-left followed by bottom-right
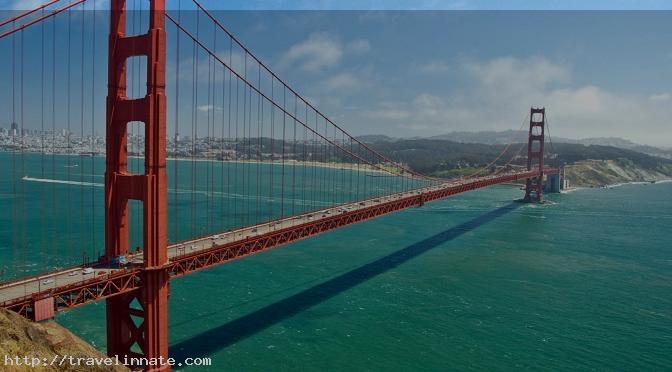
(234, 72), (239, 228)
(21, 28), (27, 280)
(323, 118), (328, 204)
(11, 21), (17, 278)
(269, 76), (274, 221)
(40, 9), (46, 271)
(280, 88), (286, 219)
(226, 36), (232, 231)
(66, 8), (72, 266)
(246, 54), (253, 226)
(245, 56), (252, 225)
(291, 95), (297, 215)
(173, 1), (181, 242)
(205, 49), (211, 233)
(256, 64), (262, 224)
(302, 104), (307, 213)
(190, 12), (197, 238)
(356, 140), (360, 201)
(226, 38), (235, 230)
(91, 0), (97, 261)
(207, 47), (213, 233)
(80, 3), (85, 263)
(241, 52), (248, 226)
(220, 32), (226, 233)
(311, 110), (317, 211)
(331, 126), (336, 205)
(210, 21), (216, 234)
(341, 131), (346, 204)
(51, 16), (56, 269)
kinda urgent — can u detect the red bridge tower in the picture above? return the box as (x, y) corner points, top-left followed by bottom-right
(105, 0), (169, 370)
(523, 107), (545, 203)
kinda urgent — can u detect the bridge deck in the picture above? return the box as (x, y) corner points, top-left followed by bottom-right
(0, 169), (555, 318)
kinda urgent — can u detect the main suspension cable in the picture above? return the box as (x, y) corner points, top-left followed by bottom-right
(184, 0), (432, 181)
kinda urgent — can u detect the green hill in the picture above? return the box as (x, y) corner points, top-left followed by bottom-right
(366, 139), (672, 185)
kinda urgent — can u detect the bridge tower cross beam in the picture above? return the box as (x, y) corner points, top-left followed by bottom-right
(524, 107), (546, 203)
(105, 0), (169, 370)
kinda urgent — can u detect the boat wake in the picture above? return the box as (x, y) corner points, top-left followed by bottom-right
(22, 176), (102, 187)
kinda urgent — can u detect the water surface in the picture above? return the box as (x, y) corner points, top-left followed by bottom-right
(52, 181), (672, 371)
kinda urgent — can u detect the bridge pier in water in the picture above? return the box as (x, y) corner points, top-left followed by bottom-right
(105, 0), (170, 370)
(523, 107), (546, 203)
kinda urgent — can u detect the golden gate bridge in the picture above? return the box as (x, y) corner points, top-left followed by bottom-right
(0, 1), (558, 370)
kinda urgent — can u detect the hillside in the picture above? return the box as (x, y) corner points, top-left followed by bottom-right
(0, 309), (128, 372)
(428, 130), (527, 145)
(365, 138), (672, 186)
(417, 131), (672, 159)
(564, 159), (671, 186)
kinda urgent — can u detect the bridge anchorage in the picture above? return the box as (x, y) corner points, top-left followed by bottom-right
(0, 1), (561, 370)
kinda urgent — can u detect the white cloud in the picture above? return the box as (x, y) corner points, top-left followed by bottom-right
(168, 50), (246, 83)
(197, 105), (222, 113)
(9, 0), (44, 10)
(278, 33), (371, 73)
(417, 60), (450, 74)
(321, 72), (360, 91)
(360, 56), (672, 146)
(364, 106), (412, 121)
(462, 56), (571, 98)
(347, 39), (371, 54)
(649, 92), (671, 102)
(278, 32), (343, 73)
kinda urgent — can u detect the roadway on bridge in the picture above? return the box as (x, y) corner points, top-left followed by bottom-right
(0, 182), (435, 303)
(0, 170), (551, 308)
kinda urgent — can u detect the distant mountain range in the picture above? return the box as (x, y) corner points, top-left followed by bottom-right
(357, 131), (672, 160)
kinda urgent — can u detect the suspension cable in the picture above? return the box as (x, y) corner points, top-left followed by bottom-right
(0, 0), (61, 28)
(183, 0), (433, 181)
(0, 0), (87, 40)
(545, 110), (556, 166)
(166, 13), (418, 181)
(466, 112), (529, 179)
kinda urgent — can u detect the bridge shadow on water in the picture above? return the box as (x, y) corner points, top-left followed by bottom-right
(170, 202), (520, 359)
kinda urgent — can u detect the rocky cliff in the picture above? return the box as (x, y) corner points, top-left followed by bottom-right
(0, 309), (128, 372)
(564, 159), (672, 187)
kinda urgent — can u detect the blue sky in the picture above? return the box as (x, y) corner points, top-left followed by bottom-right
(220, 10), (672, 146)
(1, 1), (671, 146)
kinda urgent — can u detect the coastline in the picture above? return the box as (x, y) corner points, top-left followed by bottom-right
(564, 178), (672, 193)
(602, 178), (672, 189)
(137, 156), (396, 174)
(0, 151), (393, 174)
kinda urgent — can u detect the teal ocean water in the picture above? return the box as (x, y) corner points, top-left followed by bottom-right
(0, 152), (417, 278)
(2, 153), (671, 370)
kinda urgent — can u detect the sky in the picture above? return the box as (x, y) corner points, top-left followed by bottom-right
(0, 1), (671, 147)
(4, 0), (672, 11)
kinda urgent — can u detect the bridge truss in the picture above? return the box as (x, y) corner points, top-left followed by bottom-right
(0, 1), (557, 370)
